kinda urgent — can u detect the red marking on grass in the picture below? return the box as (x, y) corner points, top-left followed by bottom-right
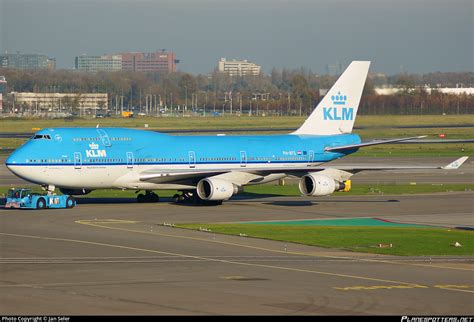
(373, 218), (395, 223)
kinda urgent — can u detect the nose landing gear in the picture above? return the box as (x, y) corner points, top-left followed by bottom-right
(41, 184), (56, 195)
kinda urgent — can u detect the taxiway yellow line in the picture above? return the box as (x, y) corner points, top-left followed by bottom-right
(434, 285), (474, 293)
(334, 284), (474, 293)
(0, 231), (429, 288)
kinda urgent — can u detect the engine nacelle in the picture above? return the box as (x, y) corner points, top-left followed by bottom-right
(196, 178), (237, 201)
(59, 188), (92, 195)
(299, 174), (345, 196)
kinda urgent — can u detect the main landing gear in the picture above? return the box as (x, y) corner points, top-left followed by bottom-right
(136, 190), (160, 203)
(172, 190), (223, 206)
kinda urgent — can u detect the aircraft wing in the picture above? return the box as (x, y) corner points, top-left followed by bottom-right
(138, 156), (468, 185)
(324, 136), (426, 152)
(139, 169), (229, 184)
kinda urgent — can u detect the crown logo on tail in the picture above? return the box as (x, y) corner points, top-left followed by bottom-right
(331, 92), (347, 105)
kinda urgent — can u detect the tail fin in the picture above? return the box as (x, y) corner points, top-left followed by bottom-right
(292, 61), (370, 136)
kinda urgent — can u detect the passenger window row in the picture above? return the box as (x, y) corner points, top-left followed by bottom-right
(72, 137), (132, 142)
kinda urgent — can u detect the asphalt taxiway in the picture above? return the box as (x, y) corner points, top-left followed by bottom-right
(0, 155), (473, 314)
(0, 190), (473, 315)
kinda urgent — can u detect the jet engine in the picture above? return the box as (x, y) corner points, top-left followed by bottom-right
(59, 188), (92, 195)
(196, 178), (237, 201)
(298, 173), (346, 196)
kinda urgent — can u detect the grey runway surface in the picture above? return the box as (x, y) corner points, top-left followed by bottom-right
(0, 191), (473, 315)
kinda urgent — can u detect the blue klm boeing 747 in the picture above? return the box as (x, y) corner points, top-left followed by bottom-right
(5, 61), (468, 205)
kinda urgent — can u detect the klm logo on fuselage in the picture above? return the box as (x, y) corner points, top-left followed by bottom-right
(323, 92), (354, 121)
(86, 142), (107, 158)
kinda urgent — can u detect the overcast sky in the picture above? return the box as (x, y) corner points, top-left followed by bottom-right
(0, 0), (472, 74)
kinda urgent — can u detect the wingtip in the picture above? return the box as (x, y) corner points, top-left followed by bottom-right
(442, 156), (469, 170)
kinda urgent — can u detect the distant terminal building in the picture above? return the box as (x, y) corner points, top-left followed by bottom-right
(326, 63), (344, 76)
(75, 51), (178, 73)
(0, 52), (56, 70)
(0, 76), (6, 112)
(218, 58), (261, 76)
(120, 51), (178, 73)
(0, 76), (7, 94)
(75, 55), (123, 72)
(374, 86), (474, 96)
(12, 92), (108, 114)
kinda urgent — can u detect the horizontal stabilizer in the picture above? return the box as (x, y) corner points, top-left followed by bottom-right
(442, 156), (469, 170)
(324, 136), (427, 152)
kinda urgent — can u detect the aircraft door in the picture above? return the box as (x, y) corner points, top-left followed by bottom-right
(126, 152), (134, 168)
(74, 152), (82, 169)
(308, 150), (314, 165)
(240, 151), (247, 167)
(188, 151), (196, 168)
(97, 129), (111, 147)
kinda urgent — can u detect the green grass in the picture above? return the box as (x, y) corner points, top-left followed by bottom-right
(0, 115), (300, 132)
(84, 189), (178, 198)
(241, 218), (431, 227)
(1, 183), (472, 199)
(175, 223), (474, 256)
(358, 127), (474, 139)
(0, 114), (473, 132)
(1, 115), (473, 156)
(242, 183), (474, 196)
(0, 138), (27, 149)
(355, 114), (474, 127)
(353, 143), (473, 157)
(0, 186), (179, 199)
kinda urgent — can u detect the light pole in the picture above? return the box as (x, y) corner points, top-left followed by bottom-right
(184, 86), (188, 113)
(249, 97), (252, 116)
(170, 92), (173, 115)
(240, 93), (243, 116)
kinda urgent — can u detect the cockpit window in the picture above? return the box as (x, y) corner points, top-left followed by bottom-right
(32, 134), (51, 140)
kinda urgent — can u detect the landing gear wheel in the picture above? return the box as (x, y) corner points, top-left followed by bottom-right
(173, 190), (194, 204)
(147, 192), (160, 202)
(172, 194), (182, 203)
(137, 191), (160, 203)
(36, 198), (46, 209)
(172, 190), (223, 206)
(137, 194), (146, 203)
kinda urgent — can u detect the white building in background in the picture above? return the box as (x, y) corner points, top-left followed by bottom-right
(374, 86), (474, 95)
(218, 58), (261, 76)
(75, 55), (122, 72)
(12, 92), (108, 114)
(432, 87), (474, 95)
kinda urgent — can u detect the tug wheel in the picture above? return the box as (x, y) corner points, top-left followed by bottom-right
(66, 197), (75, 208)
(36, 198), (46, 209)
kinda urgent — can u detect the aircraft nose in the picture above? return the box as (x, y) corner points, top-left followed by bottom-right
(5, 146), (31, 182)
(5, 147), (24, 170)
(5, 152), (16, 169)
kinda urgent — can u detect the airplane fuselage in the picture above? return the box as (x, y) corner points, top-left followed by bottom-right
(5, 128), (360, 191)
